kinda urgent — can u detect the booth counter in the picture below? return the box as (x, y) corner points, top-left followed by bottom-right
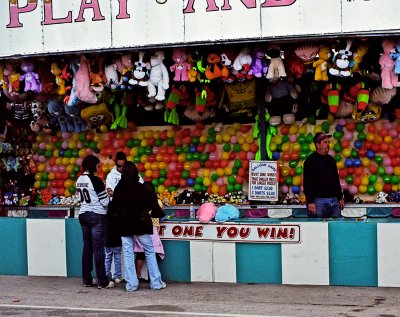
(1, 205), (400, 287)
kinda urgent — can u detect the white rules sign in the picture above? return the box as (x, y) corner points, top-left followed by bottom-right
(159, 222), (301, 243)
(249, 160), (279, 201)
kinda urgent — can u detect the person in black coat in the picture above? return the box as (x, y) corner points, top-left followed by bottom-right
(109, 161), (166, 292)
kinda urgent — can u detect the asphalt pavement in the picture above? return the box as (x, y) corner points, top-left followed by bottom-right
(0, 275), (399, 317)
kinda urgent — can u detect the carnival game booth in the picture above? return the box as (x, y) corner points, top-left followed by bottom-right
(2, 0), (400, 287)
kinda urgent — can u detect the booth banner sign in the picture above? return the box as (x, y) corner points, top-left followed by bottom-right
(159, 222), (301, 243)
(0, 0), (399, 58)
(248, 160), (278, 201)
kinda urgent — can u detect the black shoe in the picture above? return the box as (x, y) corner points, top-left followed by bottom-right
(138, 277), (149, 283)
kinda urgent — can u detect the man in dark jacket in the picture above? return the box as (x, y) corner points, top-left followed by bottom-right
(303, 132), (344, 218)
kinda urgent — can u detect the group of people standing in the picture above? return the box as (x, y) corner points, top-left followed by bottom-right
(75, 152), (166, 292)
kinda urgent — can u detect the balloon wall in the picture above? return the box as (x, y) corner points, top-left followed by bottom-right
(31, 123), (257, 197)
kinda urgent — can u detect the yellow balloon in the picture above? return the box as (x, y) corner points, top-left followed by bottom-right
(166, 130), (175, 138)
(53, 149), (60, 158)
(292, 175), (301, 186)
(216, 168), (224, 177)
(69, 158), (77, 165)
(361, 175), (369, 186)
(359, 185), (367, 193)
(289, 125), (298, 135)
(45, 143), (54, 151)
(199, 136), (207, 143)
(221, 152), (230, 160)
(127, 155), (133, 162)
(292, 142), (301, 152)
(281, 166), (289, 177)
(298, 125), (307, 135)
(237, 135), (245, 145)
(145, 170), (153, 178)
(99, 125), (108, 133)
(35, 173), (42, 181)
(151, 162), (159, 171)
(93, 135), (101, 143)
(144, 162), (151, 170)
(144, 130), (153, 139)
(96, 141), (103, 150)
(375, 182), (384, 192)
(375, 136), (383, 145)
(203, 177), (211, 187)
(223, 134), (231, 142)
(310, 143), (316, 152)
(141, 139), (148, 147)
(362, 157), (370, 167)
(242, 143), (251, 152)
(159, 162), (167, 170)
(274, 136), (282, 145)
(137, 131), (145, 140)
(62, 157), (69, 166)
(202, 169), (211, 177)
(37, 163), (46, 172)
(178, 153), (186, 162)
(64, 179), (73, 188)
(140, 155), (148, 163)
(34, 180), (41, 189)
(233, 122), (241, 131)
(343, 148), (351, 157)
(245, 135), (254, 143)
(130, 147), (138, 156)
(313, 125), (323, 134)
(393, 185), (399, 191)
(153, 131), (160, 139)
(79, 149), (86, 158)
(366, 133), (375, 142)
(66, 165), (74, 173)
(327, 113), (335, 124)
(157, 185), (166, 194)
(48, 172), (55, 180)
(215, 134), (223, 144)
(55, 157), (62, 166)
(336, 161), (344, 170)
(224, 167), (232, 176)
(212, 184), (219, 194)
(282, 143), (290, 152)
(269, 143), (277, 151)
(394, 166), (400, 176)
(184, 162), (191, 171)
(226, 127), (236, 136)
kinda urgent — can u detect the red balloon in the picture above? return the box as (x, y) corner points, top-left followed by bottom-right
(290, 151), (299, 161)
(358, 148), (366, 157)
(50, 181), (58, 188)
(192, 161), (201, 169)
(378, 129), (388, 138)
(209, 144), (217, 153)
(159, 131), (168, 140)
(163, 154), (171, 163)
(353, 176), (361, 186)
(176, 162), (184, 171)
(364, 141), (373, 150)
(148, 155), (156, 163)
(388, 149), (396, 159)
(384, 183), (392, 192)
(218, 185), (227, 196)
(164, 179), (172, 187)
(369, 163), (378, 174)
(167, 147), (175, 155)
(159, 146), (168, 155)
(380, 143), (389, 152)
(250, 143), (259, 153)
(189, 169), (198, 178)
(238, 168), (246, 177)
(229, 152), (236, 160)
(238, 151), (247, 160)
(371, 144), (380, 153)
(391, 158), (399, 167)
(197, 144), (206, 153)
(282, 152), (290, 161)
(236, 175), (244, 184)
(280, 124), (290, 135)
(58, 188), (65, 195)
(137, 163), (145, 172)
(368, 124), (376, 133)
(346, 122), (356, 131)
(183, 136), (192, 145)
(354, 167), (364, 176)
(174, 171), (181, 178)
(242, 160), (249, 169)
(289, 168), (296, 177)
(220, 160), (229, 168)
(147, 138), (155, 146)
(212, 160), (221, 169)
(193, 129), (202, 138)
(170, 154), (178, 162)
(339, 169), (348, 178)
(205, 160), (213, 168)
(179, 179), (187, 187)
(174, 138), (183, 146)
(172, 178), (180, 186)
(347, 167), (355, 175)
(152, 170), (160, 179)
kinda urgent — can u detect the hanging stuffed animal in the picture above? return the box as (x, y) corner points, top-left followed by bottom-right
(248, 47), (268, 78)
(3, 62), (21, 96)
(313, 45), (331, 81)
(29, 100), (51, 134)
(204, 53), (229, 80)
(232, 47), (253, 82)
(129, 51), (151, 86)
(115, 53), (134, 90)
(294, 44), (320, 69)
(170, 48), (191, 82)
(220, 49), (236, 83)
(350, 43), (369, 75)
(19, 60), (42, 93)
(64, 104), (86, 133)
(265, 46), (286, 81)
(104, 62), (119, 90)
(329, 40), (353, 77)
(65, 57), (81, 107)
(321, 83), (342, 114)
(390, 39), (400, 75)
(380, 39), (400, 89)
(81, 103), (113, 130)
(75, 55), (98, 104)
(148, 50), (169, 101)
(51, 62), (68, 95)
(88, 55), (107, 92)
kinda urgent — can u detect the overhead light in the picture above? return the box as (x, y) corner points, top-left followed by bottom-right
(156, 0), (167, 3)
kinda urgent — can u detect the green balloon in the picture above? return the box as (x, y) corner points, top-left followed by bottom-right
(192, 153), (200, 161)
(334, 154), (342, 162)
(233, 144), (241, 152)
(89, 142), (97, 151)
(133, 156), (140, 163)
(133, 139), (141, 146)
(211, 173), (218, 181)
(392, 175), (400, 185)
(36, 148), (45, 155)
(41, 172), (49, 181)
(333, 143), (342, 153)
(145, 147), (152, 155)
(295, 166), (303, 175)
(138, 147), (145, 155)
(55, 141), (62, 149)
(181, 170), (189, 179)
(345, 175), (354, 184)
(175, 146), (183, 154)
(234, 160), (242, 168)
(155, 139), (163, 147)
(232, 167), (238, 175)
(351, 149), (359, 158)
(333, 131), (344, 140)
(200, 153), (208, 162)
(83, 141), (90, 148)
(79, 133), (86, 142)
(44, 150), (53, 159)
(300, 143), (309, 153)
(64, 149), (72, 158)
(208, 128), (216, 136)
(369, 175), (377, 184)
(194, 184), (202, 192)
(152, 179), (159, 187)
(183, 145), (190, 153)
(227, 184), (235, 193)
(195, 177), (203, 185)
(73, 165), (80, 173)
(186, 153), (193, 161)
(282, 135), (289, 143)
(223, 143), (231, 152)
(356, 122), (365, 132)
(228, 175), (236, 185)
(321, 121), (330, 133)
(285, 176), (293, 186)
(40, 180), (47, 189)
(69, 173), (77, 180)
(234, 184), (242, 191)
(207, 136), (216, 144)
(367, 185), (376, 195)
(191, 137), (200, 145)
(377, 167), (386, 176)
(167, 138), (174, 146)
(375, 155), (383, 165)
(305, 133), (314, 144)
(159, 169), (167, 177)
(168, 186), (177, 192)
(383, 175), (391, 184)
(126, 140), (135, 148)
(358, 132), (366, 141)
(68, 186), (76, 194)
(300, 152), (308, 160)
(159, 177), (166, 185)
(289, 160), (298, 168)
(297, 134), (306, 144)
(72, 149), (79, 157)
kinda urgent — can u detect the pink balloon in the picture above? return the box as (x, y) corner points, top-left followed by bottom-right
(338, 118), (347, 126)
(289, 134), (297, 143)
(389, 129), (398, 138)
(61, 141), (69, 149)
(344, 131), (353, 141)
(349, 185), (358, 195)
(216, 178), (224, 186)
(45, 165), (52, 173)
(38, 155), (46, 163)
(52, 166), (59, 173)
(340, 179), (348, 190)
(86, 148), (93, 155)
(62, 132), (71, 139)
(247, 152), (255, 160)
(209, 153), (217, 161)
(386, 166), (394, 175)
(33, 154), (39, 162)
(77, 141), (83, 149)
(382, 121), (392, 130)
(58, 165), (66, 172)
(51, 188), (59, 195)
(383, 157), (392, 167)
(168, 162), (176, 171)
(76, 158), (83, 166)
(281, 185), (289, 194)
(39, 142), (46, 150)
(230, 136), (238, 144)
(152, 147), (159, 155)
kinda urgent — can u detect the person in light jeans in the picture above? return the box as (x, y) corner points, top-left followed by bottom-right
(108, 161), (166, 291)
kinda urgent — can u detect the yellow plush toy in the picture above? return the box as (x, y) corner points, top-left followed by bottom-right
(351, 43), (369, 75)
(81, 103), (113, 129)
(313, 45), (331, 81)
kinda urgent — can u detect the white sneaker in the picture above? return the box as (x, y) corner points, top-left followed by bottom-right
(152, 281), (166, 290)
(98, 281), (115, 289)
(114, 278), (124, 284)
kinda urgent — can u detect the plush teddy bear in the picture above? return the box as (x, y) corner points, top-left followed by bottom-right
(232, 47), (253, 82)
(19, 60), (42, 93)
(376, 191), (388, 203)
(129, 51), (151, 86)
(220, 49), (236, 83)
(170, 48), (191, 82)
(115, 53), (134, 90)
(248, 47), (268, 78)
(390, 39), (400, 75)
(313, 45), (331, 81)
(329, 40), (353, 77)
(47, 98), (73, 132)
(75, 55), (98, 104)
(104, 62), (120, 90)
(148, 50), (169, 101)
(29, 100), (51, 134)
(380, 39), (400, 89)
(266, 46), (286, 80)
(204, 53), (229, 80)
(3, 62), (20, 96)
(265, 79), (299, 125)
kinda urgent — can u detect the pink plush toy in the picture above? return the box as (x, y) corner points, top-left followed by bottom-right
(75, 55), (98, 104)
(197, 202), (217, 223)
(170, 48), (191, 81)
(20, 60), (42, 93)
(380, 39), (400, 89)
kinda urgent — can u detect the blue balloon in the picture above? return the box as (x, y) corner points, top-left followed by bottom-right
(189, 145), (197, 153)
(59, 149), (65, 157)
(354, 140), (363, 149)
(292, 186), (300, 194)
(354, 158), (362, 167)
(345, 158), (354, 167)
(335, 124), (343, 131)
(187, 178), (195, 186)
(366, 149), (375, 159)
(272, 151), (280, 160)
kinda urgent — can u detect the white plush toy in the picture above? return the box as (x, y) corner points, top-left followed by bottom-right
(375, 191), (388, 204)
(148, 50), (169, 101)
